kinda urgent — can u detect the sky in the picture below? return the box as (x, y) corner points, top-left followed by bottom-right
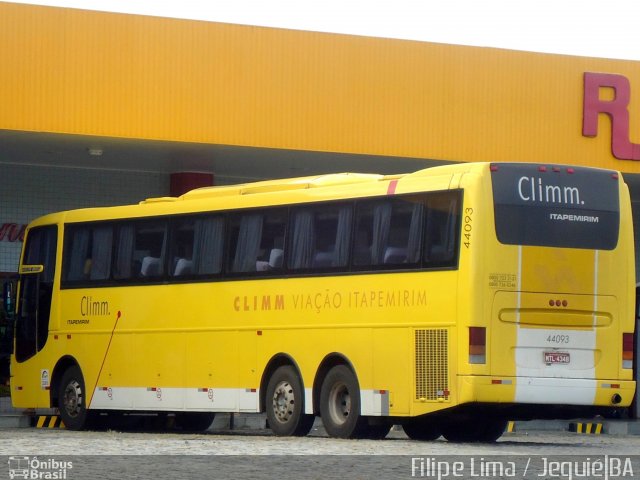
(7, 0), (640, 61)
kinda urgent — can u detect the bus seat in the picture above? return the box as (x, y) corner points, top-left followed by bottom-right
(140, 256), (161, 276)
(173, 258), (193, 276)
(384, 246), (407, 264)
(269, 248), (284, 269)
(313, 251), (333, 267)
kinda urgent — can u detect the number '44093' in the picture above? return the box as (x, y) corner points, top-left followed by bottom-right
(547, 334), (570, 344)
(463, 207), (473, 248)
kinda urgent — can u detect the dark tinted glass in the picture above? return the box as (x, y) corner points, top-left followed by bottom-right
(491, 163), (620, 250)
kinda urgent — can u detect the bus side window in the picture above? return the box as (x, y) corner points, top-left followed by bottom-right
(289, 208), (315, 269)
(316, 204), (351, 269)
(353, 203), (376, 266)
(229, 213), (263, 273)
(424, 192), (460, 267)
(353, 198), (423, 268)
(229, 210), (286, 274)
(64, 225), (113, 282)
(171, 219), (195, 276)
(384, 198), (423, 265)
(89, 226), (113, 280)
(288, 204), (351, 270)
(256, 210), (286, 272)
(135, 221), (167, 278)
(113, 224), (135, 280)
(193, 216), (224, 275)
(63, 227), (92, 281)
(113, 222), (168, 280)
(170, 216), (224, 277)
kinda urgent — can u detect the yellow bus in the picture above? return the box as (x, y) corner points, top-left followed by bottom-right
(8, 162), (637, 441)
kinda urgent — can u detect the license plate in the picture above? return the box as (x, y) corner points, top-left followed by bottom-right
(544, 352), (570, 365)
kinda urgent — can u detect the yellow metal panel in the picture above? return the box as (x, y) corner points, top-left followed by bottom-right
(2, 3), (640, 172)
(521, 247), (595, 294)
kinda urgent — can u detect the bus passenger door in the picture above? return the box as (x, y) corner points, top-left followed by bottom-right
(14, 226), (57, 363)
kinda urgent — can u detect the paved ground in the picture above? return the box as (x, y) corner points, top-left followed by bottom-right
(2, 396), (640, 479)
(1, 426), (640, 479)
(3, 423), (640, 455)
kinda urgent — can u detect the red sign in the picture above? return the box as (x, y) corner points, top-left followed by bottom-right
(0, 223), (26, 243)
(544, 351), (571, 365)
(583, 72), (640, 160)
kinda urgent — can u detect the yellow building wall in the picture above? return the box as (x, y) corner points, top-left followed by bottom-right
(1, 2), (640, 172)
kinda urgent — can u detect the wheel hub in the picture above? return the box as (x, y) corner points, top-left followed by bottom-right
(63, 380), (82, 418)
(327, 382), (350, 426)
(272, 381), (295, 423)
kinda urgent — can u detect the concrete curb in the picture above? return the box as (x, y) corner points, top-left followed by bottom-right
(602, 420), (640, 435)
(568, 421), (603, 434)
(212, 413), (267, 430)
(505, 419), (640, 435)
(0, 415), (30, 428)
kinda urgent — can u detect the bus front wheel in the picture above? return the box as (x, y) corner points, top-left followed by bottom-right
(58, 365), (89, 430)
(265, 365), (314, 436)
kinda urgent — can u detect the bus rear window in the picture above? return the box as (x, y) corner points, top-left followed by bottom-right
(491, 163), (620, 250)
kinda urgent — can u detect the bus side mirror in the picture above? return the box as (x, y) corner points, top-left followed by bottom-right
(1, 278), (17, 358)
(3, 281), (15, 317)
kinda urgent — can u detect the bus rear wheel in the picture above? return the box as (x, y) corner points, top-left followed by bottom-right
(265, 365), (314, 436)
(441, 418), (507, 443)
(319, 365), (368, 438)
(58, 365), (89, 430)
(402, 418), (442, 441)
(364, 422), (392, 439)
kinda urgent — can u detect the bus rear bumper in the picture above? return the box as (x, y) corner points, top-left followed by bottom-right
(458, 376), (636, 408)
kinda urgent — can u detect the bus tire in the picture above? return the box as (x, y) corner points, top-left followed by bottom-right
(364, 422), (392, 440)
(402, 418), (442, 441)
(265, 365), (314, 437)
(477, 419), (507, 442)
(58, 365), (89, 430)
(175, 412), (216, 432)
(442, 418), (506, 443)
(319, 365), (368, 438)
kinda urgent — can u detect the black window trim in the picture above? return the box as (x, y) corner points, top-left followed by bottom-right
(60, 189), (463, 290)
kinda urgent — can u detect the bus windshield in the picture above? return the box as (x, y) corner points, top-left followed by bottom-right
(491, 163), (620, 250)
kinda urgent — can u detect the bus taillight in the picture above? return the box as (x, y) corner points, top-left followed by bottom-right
(622, 333), (633, 369)
(469, 327), (486, 364)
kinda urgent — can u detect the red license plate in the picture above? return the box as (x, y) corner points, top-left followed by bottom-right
(544, 352), (570, 364)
